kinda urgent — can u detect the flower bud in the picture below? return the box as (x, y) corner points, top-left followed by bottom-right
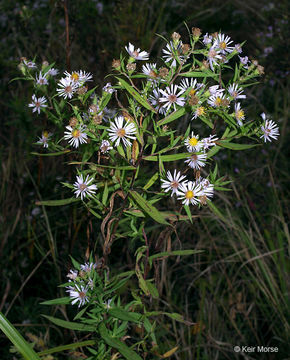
(182, 43), (191, 54)
(159, 67), (169, 78)
(69, 117), (78, 128)
(192, 27), (201, 40)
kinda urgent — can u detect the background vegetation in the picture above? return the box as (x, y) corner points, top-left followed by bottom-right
(0, 0), (289, 359)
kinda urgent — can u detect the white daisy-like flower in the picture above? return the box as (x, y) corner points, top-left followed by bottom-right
(184, 133), (204, 152)
(191, 106), (206, 120)
(47, 68), (59, 76)
(185, 153), (207, 170)
(207, 47), (222, 71)
(203, 33), (213, 45)
(36, 131), (52, 148)
(67, 284), (89, 307)
(102, 82), (115, 94)
(23, 60), (37, 69)
(103, 298), (113, 310)
(177, 181), (203, 206)
(125, 42), (149, 60)
(159, 85), (185, 112)
(202, 135), (219, 150)
(73, 175), (97, 200)
(28, 94), (47, 114)
(67, 269), (78, 280)
(80, 262), (97, 272)
(142, 63), (158, 81)
(209, 85), (224, 96)
(228, 83), (246, 100)
(161, 169), (187, 197)
(234, 43), (242, 53)
(64, 70), (93, 85)
(207, 93), (229, 108)
(260, 113), (279, 142)
(234, 102), (245, 126)
(107, 116), (137, 147)
(239, 56), (249, 68)
(213, 33), (234, 54)
(149, 89), (167, 114)
(199, 178), (214, 199)
(178, 78), (203, 94)
(57, 77), (78, 99)
(162, 41), (184, 67)
(36, 71), (48, 85)
(64, 125), (88, 147)
(100, 139), (113, 153)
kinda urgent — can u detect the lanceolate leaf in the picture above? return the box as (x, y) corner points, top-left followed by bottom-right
(42, 315), (96, 332)
(31, 150), (71, 156)
(108, 308), (142, 323)
(0, 312), (41, 360)
(144, 153), (190, 162)
(37, 340), (96, 356)
(157, 107), (186, 126)
(99, 323), (142, 360)
(35, 198), (81, 206)
(217, 140), (259, 150)
(149, 250), (203, 267)
(129, 191), (169, 225)
(117, 77), (155, 112)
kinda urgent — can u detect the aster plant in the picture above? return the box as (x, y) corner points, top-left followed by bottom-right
(16, 26), (280, 359)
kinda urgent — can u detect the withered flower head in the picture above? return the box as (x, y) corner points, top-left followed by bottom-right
(77, 86), (88, 95)
(192, 27), (201, 38)
(159, 67), (169, 78)
(171, 32), (181, 41)
(182, 44), (191, 54)
(126, 63), (136, 72)
(257, 65), (264, 75)
(112, 59), (121, 69)
(188, 95), (199, 106)
(69, 116), (78, 128)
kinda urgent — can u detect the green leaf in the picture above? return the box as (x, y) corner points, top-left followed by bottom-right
(117, 77), (155, 112)
(143, 172), (159, 190)
(216, 140), (259, 150)
(149, 250), (203, 267)
(179, 70), (218, 80)
(144, 153), (190, 162)
(42, 315), (96, 332)
(102, 181), (109, 205)
(0, 312), (41, 360)
(145, 281), (159, 299)
(207, 200), (228, 223)
(184, 205), (193, 223)
(31, 150), (71, 156)
(99, 323), (142, 360)
(108, 308), (142, 323)
(37, 340), (96, 356)
(129, 191), (169, 225)
(40, 297), (71, 305)
(35, 198), (80, 206)
(157, 107), (186, 126)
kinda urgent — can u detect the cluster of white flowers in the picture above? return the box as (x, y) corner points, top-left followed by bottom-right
(161, 170), (214, 206)
(66, 261), (99, 307)
(57, 70), (92, 99)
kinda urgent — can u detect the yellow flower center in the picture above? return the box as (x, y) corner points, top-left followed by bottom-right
(189, 137), (198, 146)
(189, 89), (196, 96)
(43, 131), (49, 138)
(117, 128), (126, 137)
(236, 110), (244, 119)
(71, 72), (79, 81)
(215, 97), (222, 106)
(185, 190), (194, 199)
(72, 129), (80, 138)
(220, 41), (227, 50)
(196, 106), (205, 116)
